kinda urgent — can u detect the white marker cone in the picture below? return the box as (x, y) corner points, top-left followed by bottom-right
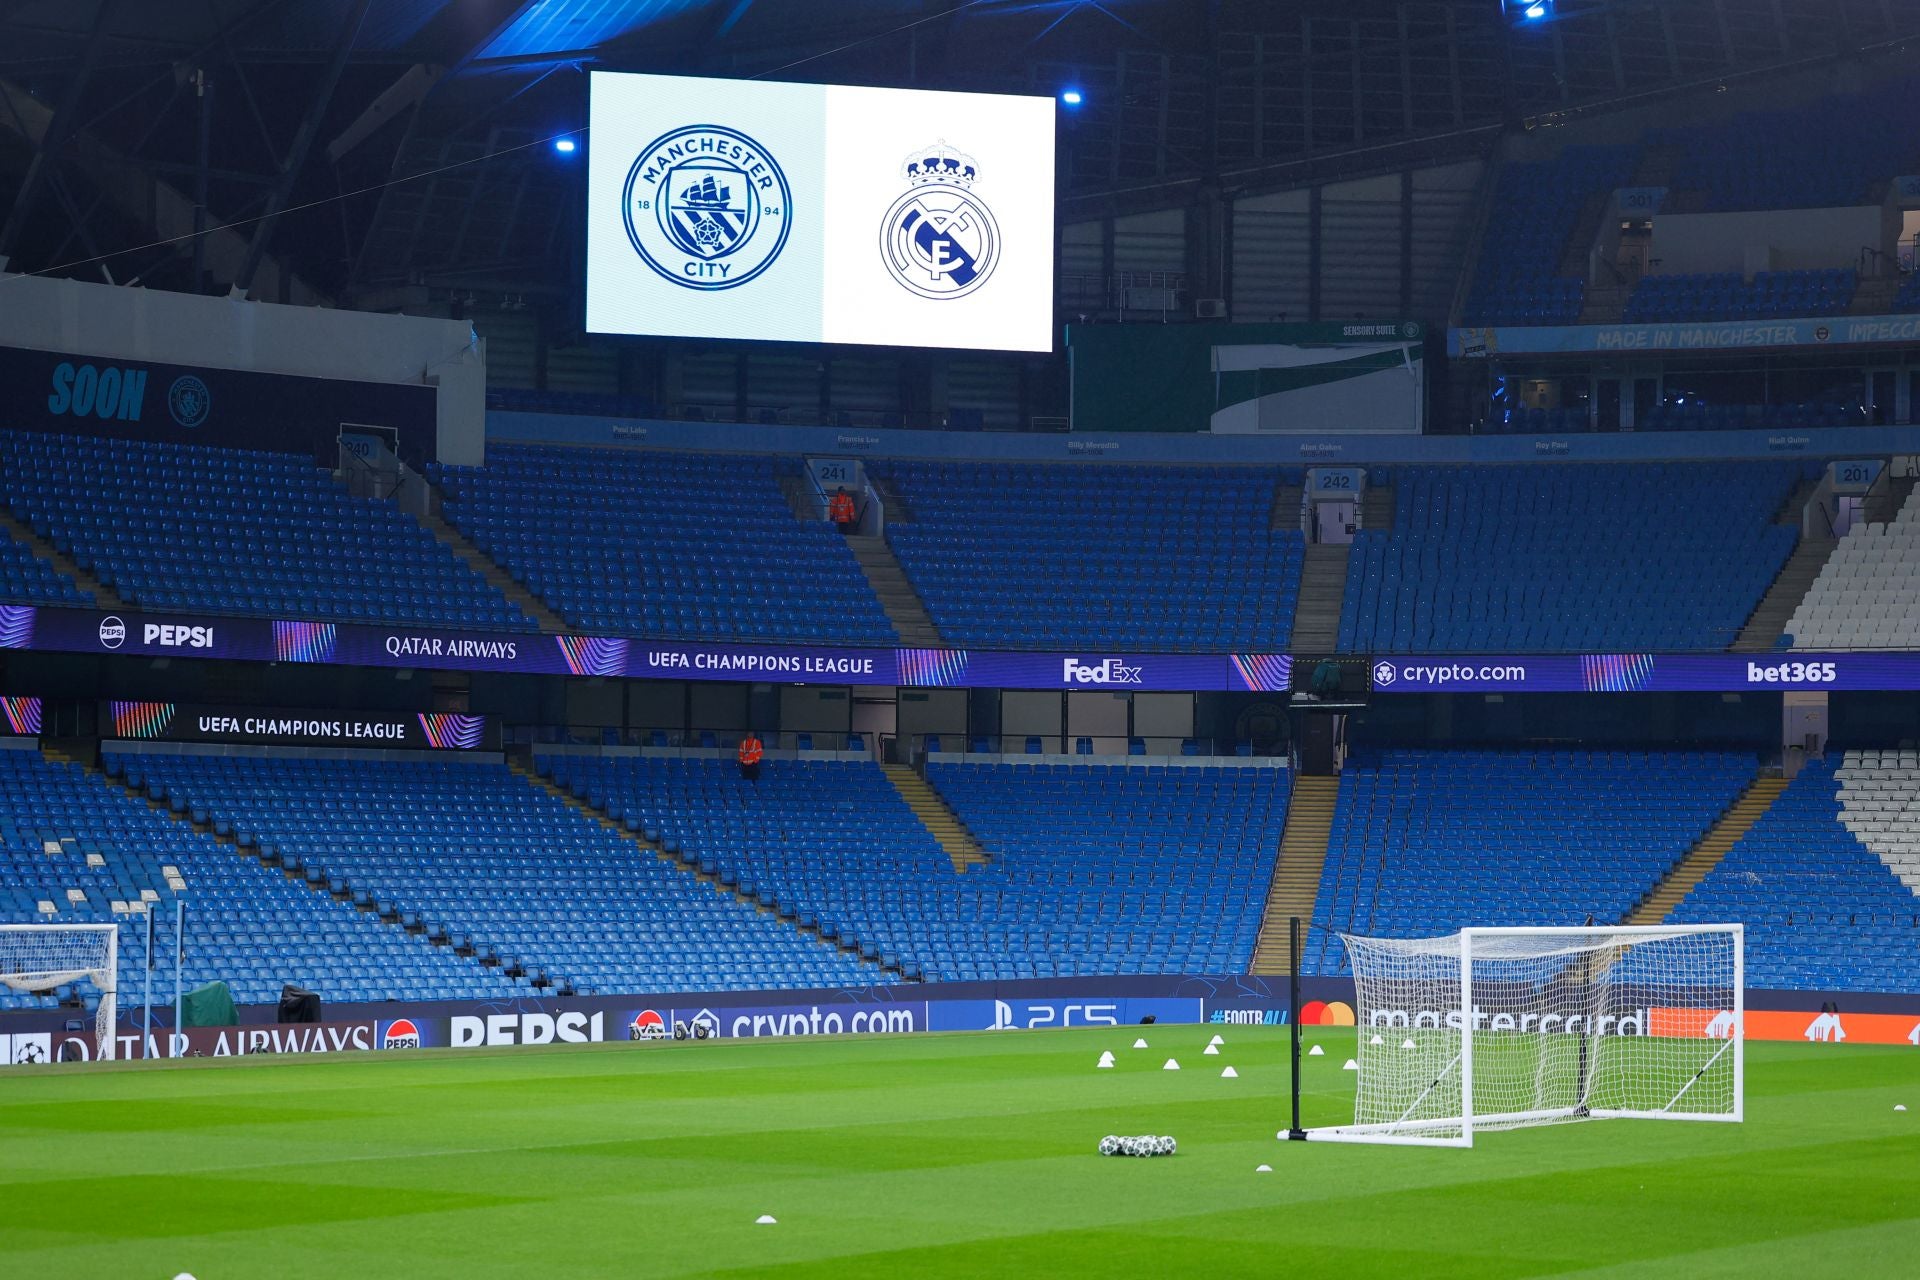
(755, 1215), (777, 1225)
(1307, 1044), (1325, 1057)
(1342, 1058), (1358, 1071)
(1208, 1034), (1224, 1047)
(1096, 1051), (1115, 1068)
(1221, 1065), (1239, 1078)
(1255, 1163), (1272, 1173)
(1163, 1058), (1180, 1071)
(1897, 1104), (1908, 1112)
(1401, 1038), (1417, 1050)
(1369, 1034), (1384, 1046)
(1133, 1037), (1149, 1049)
(1203, 1044), (1220, 1056)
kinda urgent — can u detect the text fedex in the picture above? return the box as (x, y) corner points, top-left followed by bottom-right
(1063, 658), (1142, 685)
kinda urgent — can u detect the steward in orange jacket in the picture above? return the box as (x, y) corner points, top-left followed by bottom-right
(737, 732), (764, 780)
(829, 487), (857, 532)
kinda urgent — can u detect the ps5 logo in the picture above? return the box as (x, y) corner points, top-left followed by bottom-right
(621, 124), (790, 291)
(880, 140), (1000, 300)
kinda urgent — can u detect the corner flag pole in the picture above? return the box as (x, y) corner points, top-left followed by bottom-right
(1287, 914), (1307, 1141)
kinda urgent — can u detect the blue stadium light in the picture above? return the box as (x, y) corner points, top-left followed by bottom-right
(1060, 89), (1083, 107)
(553, 137), (577, 154)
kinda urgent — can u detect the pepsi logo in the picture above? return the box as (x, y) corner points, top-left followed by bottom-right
(380, 1018), (421, 1050)
(629, 1009), (667, 1041)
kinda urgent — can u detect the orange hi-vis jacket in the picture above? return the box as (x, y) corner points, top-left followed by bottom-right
(829, 492), (855, 524)
(737, 736), (764, 766)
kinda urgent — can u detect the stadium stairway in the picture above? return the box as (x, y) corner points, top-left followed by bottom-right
(845, 536), (943, 646)
(1865, 474), (1918, 525)
(774, 477), (941, 645)
(1249, 775), (1339, 975)
(881, 764), (987, 871)
(1290, 546), (1349, 652)
(1848, 273), (1904, 316)
(1360, 481), (1395, 533)
(1733, 476), (1831, 651)
(509, 759), (910, 981)
(0, 506), (122, 609)
(1269, 477), (1303, 533)
(416, 500), (568, 633)
(1626, 773), (1789, 925)
(1734, 538), (1835, 650)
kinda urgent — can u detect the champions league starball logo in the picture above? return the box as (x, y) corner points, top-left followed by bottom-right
(621, 124), (790, 291)
(880, 140), (1000, 300)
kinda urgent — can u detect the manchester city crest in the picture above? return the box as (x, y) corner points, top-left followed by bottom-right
(880, 141), (1000, 300)
(167, 375), (211, 428)
(621, 124), (790, 291)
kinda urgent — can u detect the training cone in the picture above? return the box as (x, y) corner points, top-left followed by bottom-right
(1203, 1044), (1220, 1056)
(1163, 1058), (1180, 1071)
(1342, 1058), (1359, 1071)
(1369, 1034), (1384, 1046)
(1255, 1164), (1272, 1173)
(1897, 1104), (1908, 1112)
(755, 1215), (777, 1225)
(1221, 1065), (1238, 1078)
(1208, 1034), (1224, 1047)
(1401, 1038), (1417, 1050)
(1133, 1037), (1149, 1049)
(1096, 1051), (1115, 1069)
(1307, 1044), (1325, 1057)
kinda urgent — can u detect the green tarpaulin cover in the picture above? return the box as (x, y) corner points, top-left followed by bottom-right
(179, 980), (238, 1028)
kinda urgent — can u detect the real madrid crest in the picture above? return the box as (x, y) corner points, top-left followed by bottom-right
(880, 141), (999, 300)
(621, 124), (790, 291)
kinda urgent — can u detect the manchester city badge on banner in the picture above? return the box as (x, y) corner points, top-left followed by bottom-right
(621, 124), (791, 291)
(880, 141), (1000, 300)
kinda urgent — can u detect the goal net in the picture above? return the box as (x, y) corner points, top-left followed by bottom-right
(0, 924), (119, 1062)
(1309, 925), (1741, 1148)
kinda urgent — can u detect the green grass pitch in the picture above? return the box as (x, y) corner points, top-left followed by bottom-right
(1, 1026), (1914, 1277)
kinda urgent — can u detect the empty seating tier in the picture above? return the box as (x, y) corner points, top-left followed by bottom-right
(109, 751), (879, 995)
(0, 748), (509, 1009)
(1655, 76), (1920, 212)
(1308, 748), (1756, 975)
(0, 431), (533, 629)
(1462, 145), (1637, 328)
(1671, 755), (1920, 993)
(881, 462), (1302, 651)
(547, 755), (1288, 981)
(1787, 486), (1920, 650)
(0, 529), (90, 608)
(1338, 462), (1803, 652)
(431, 445), (897, 644)
(1623, 269), (1855, 324)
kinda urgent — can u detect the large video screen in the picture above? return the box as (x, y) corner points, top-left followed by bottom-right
(585, 72), (1056, 352)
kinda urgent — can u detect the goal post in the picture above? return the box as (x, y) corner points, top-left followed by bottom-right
(0, 924), (119, 1062)
(1293, 924), (1742, 1148)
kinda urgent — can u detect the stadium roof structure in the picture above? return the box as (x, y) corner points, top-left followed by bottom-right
(3, 0), (1919, 308)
